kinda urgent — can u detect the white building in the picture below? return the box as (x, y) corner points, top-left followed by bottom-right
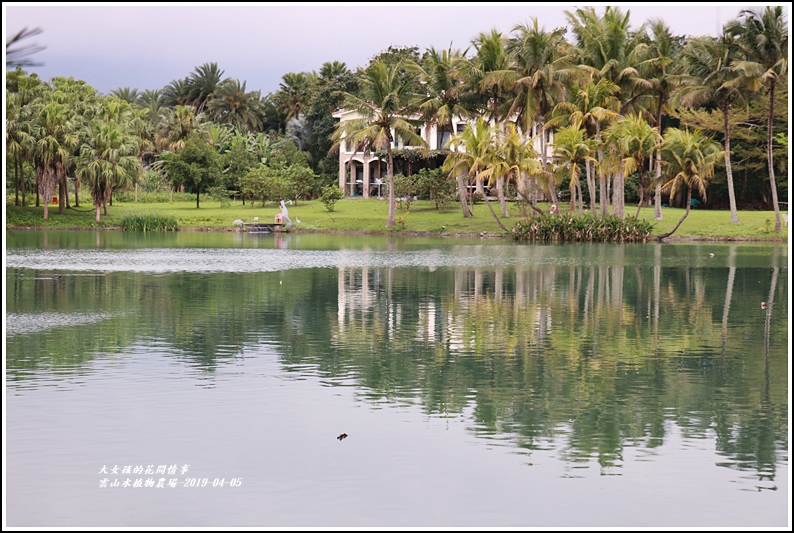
(332, 109), (553, 198)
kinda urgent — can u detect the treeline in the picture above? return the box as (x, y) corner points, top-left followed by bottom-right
(5, 6), (788, 230)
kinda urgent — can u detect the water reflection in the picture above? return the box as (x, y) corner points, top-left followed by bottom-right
(5, 236), (788, 490)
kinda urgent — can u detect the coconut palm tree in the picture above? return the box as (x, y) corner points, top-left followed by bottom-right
(479, 122), (541, 218)
(677, 34), (747, 224)
(442, 117), (492, 215)
(552, 123), (597, 215)
(331, 60), (426, 227)
(604, 114), (660, 219)
(656, 128), (724, 240)
(725, 6), (788, 232)
(635, 19), (684, 220)
(275, 71), (317, 122)
(407, 46), (473, 217)
(547, 76), (620, 215)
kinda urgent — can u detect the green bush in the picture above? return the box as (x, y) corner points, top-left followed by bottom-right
(512, 213), (653, 243)
(319, 185), (343, 212)
(120, 212), (179, 232)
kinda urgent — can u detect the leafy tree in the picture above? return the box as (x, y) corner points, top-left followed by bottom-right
(30, 99), (78, 220)
(162, 133), (223, 208)
(331, 60), (426, 227)
(319, 184), (343, 212)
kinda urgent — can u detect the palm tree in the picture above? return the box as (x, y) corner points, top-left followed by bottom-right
(184, 62), (228, 114)
(162, 78), (190, 108)
(110, 87), (139, 103)
(442, 117), (493, 216)
(6, 26), (45, 68)
(331, 60), (426, 227)
(76, 119), (142, 221)
(725, 6), (788, 232)
(604, 114), (660, 219)
(275, 71), (317, 122)
(677, 35), (747, 224)
(656, 128), (723, 240)
(206, 79), (264, 133)
(457, 29), (513, 125)
(158, 105), (205, 151)
(635, 19), (683, 220)
(565, 6), (650, 115)
(479, 122), (541, 218)
(547, 76), (620, 215)
(552, 123), (597, 215)
(407, 46), (473, 217)
(31, 101), (78, 220)
(506, 18), (577, 210)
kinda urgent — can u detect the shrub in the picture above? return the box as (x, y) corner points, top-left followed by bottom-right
(120, 212), (179, 232)
(319, 185), (343, 212)
(512, 213), (653, 243)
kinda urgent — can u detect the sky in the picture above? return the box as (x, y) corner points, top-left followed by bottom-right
(3, 3), (785, 97)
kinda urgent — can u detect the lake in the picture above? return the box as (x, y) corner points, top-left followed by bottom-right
(4, 230), (789, 527)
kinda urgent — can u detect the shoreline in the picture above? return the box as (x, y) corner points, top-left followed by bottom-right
(5, 224), (789, 243)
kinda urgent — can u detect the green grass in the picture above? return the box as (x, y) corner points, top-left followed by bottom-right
(5, 196), (789, 241)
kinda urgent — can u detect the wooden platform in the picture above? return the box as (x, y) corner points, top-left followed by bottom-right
(241, 222), (285, 234)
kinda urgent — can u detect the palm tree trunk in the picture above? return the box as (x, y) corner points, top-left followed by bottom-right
(722, 104), (739, 224)
(766, 81), (781, 231)
(657, 186), (692, 240)
(586, 160), (596, 215)
(457, 174), (472, 217)
(14, 156), (20, 206)
(654, 150), (662, 220)
(386, 143), (395, 227)
(497, 176), (508, 217)
(483, 194), (510, 233)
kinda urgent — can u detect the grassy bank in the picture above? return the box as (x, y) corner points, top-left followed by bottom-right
(4, 197), (789, 241)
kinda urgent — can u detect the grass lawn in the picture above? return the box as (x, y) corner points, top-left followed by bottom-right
(5, 196), (789, 241)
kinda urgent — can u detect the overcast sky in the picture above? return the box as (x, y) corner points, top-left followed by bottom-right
(3, 3), (782, 97)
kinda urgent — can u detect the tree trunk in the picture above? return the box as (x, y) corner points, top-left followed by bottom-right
(722, 103), (739, 224)
(497, 176), (508, 218)
(386, 143), (395, 227)
(483, 194), (510, 233)
(586, 159), (596, 215)
(457, 174), (472, 217)
(612, 164), (625, 219)
(196, 188), (200, 209)
(20, 158), (27, 207)
(766, 81), (781, 232)
(657, 186), (692, 240)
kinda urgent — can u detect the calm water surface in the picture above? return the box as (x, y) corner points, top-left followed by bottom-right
(4, 230), (790, 527)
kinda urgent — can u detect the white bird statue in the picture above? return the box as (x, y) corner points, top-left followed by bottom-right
(253, 216), (259, 223)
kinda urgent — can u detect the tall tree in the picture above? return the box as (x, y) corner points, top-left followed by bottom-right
(603, 114), (659, 219)
(677, 34), (746, 224)
(725, 6), (788, 232)
(408, 46), (473, 217)
(635, 19), (683, 220)
(656, 128), (723, 240)
(331, 60), (426, 227)
(30, 100), (77, 220)
(547, 76), (620, 215)
(442, 117), (494, 218)
(551, 123), (597, 215)
(76, 117), (142, 221)
(206, 79), (264, 132)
